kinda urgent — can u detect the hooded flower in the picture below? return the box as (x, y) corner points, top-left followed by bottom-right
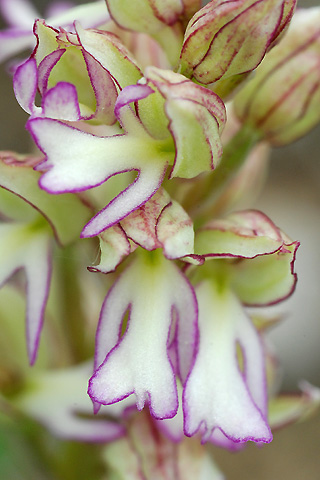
(14, 22), (226, 237)
(183, 210), (299, 445)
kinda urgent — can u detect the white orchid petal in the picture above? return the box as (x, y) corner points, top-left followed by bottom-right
(89, 253), (197, 419)
(17, 363), (127, 443)
(42, 82), (81, 120)
(0, 222), (52, 364)
(81, 157), (168, 237)
(183, 280), (272, 444)
(13, 58), (40, 115)
(89, 257), (179, 419)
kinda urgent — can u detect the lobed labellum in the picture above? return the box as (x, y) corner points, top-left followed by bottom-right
(183, 280), (272, 444)
(88, 253), (198, 420)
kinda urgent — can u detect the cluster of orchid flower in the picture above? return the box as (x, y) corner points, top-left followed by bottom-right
(0, 0), (320, 478)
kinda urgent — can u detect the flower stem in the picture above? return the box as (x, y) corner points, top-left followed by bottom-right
(184, 124), (261, 226)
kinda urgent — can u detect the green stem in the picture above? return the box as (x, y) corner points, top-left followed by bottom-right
(57, 244), (92, 364)
(184, 124), (261, 227)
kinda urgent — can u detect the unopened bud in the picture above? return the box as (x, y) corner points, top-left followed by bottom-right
(179, 0), (296, 85)
(234, 8), (320, 146)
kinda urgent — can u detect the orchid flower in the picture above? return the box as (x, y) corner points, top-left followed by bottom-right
(183, 210), (299, 445)
(88, 247), (199, 420)
(0, 153), (90, 364)
(14, 22), (226, 238)
(88, 187), (202, 274)
(0, 0), (109, 63)
(15, 363), (132, 443)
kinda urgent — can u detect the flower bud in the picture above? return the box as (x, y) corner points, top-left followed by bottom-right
(106, 0), (201, 32)
(234, 8), (320, 145)
(106, 0), (200, 65)
(179, 0), (296, 85)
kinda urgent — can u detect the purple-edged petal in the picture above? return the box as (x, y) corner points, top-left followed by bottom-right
(89, 252), (198, 420)
(119, 187), (196, 260)
(114, 83), (155, 132)
(26, 117), (171, 236)
(156, 199), (194, 259)
(120, 188), (170, 251)
(81, 157), (168, 237)
(231, 240), (299, 306)
(195, 210), (285, 259)
(13, 57), (40, 115)
(88, 225), (132, 274)
(144, 67), (226, 178)
(42, 82), (81, 120)
(37, 49), (66, 95)
(16, 363), (129, 443)
(82, 50), (118, 124)
(0, 222), (52, 364)
(76, 22), (143, 89)
(183, 280), (272, 444)
(0, 154), (90, 245)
